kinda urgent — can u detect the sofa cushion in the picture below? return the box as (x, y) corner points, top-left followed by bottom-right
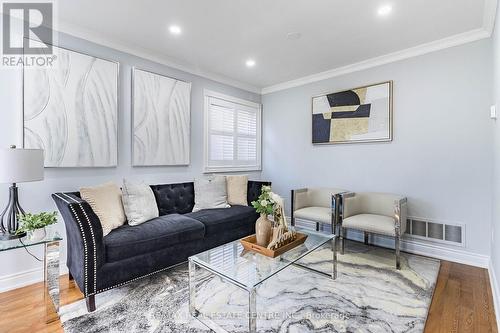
(186, 206), (257, 237)
(104, 214), (205, 263)
(294, 207), (331, 224)
(150, 182), (195, 215)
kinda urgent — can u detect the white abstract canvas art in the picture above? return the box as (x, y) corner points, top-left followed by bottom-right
(23, 44), (118, 167)
(132, 68), (191, 166)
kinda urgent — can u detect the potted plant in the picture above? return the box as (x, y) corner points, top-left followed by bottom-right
(16, 211), (57, 241)
(251, 185), (275, 246)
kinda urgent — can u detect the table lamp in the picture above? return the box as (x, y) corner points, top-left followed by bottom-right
(0, 145), (44, 240)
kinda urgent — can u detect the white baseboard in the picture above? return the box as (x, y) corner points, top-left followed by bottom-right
(489, 260), (500, 327)
(348, 229), (490, 268)
(0, 264), (68, 293)
(294, 218), (490, 268)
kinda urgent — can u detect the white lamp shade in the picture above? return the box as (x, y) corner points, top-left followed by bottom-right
(0, 148), (44, 183)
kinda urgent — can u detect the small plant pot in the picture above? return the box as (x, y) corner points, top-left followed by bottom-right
(26, 227), (46, 242)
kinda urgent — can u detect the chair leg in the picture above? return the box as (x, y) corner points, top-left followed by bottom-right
(364, 232), (369, 245)
(395, 235), (401, 270)
(86, 295), (96, 312)
(341, 228), (345, 254)
(316, 222), (320, 232)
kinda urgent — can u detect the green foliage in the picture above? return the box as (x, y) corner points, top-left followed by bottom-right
(251, 185), (275, 215)
(16, 211), (58, 235)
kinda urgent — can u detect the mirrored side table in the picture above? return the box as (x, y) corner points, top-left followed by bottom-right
(0, 228), (62, 323)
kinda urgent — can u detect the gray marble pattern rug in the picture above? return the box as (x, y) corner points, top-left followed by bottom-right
(60, 241), (440, 333)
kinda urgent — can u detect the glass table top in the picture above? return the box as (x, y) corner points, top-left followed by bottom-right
(0, 227), (62, 252)
(189, 228), (334, 289)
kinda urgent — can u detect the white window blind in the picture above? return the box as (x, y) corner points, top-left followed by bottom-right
(204, 91), (261, 172)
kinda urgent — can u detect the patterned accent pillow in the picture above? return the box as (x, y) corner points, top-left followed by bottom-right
(122, 179), (159, 226)
(226, 175), (248, 206)
(80, 182), (126, 236)
(193, 176), (230, 212)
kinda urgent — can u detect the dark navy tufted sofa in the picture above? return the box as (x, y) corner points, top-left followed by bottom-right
(52, 180), (269, 312)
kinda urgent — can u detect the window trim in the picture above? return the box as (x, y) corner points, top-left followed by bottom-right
(203, 89), (262, 173)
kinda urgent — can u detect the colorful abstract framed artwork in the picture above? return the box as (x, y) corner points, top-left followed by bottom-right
(311, 81), (393, 144)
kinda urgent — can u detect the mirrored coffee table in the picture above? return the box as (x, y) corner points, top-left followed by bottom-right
(188, 229), (336, 333)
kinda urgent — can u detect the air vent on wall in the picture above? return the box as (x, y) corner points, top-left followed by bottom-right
(405, 217), (465, 247)
(293, 216), (465, 247)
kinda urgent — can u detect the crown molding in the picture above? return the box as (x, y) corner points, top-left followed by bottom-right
(56, 21), (262, 94)
(483, 0), (499, 36)
(261, 28), (491, 94)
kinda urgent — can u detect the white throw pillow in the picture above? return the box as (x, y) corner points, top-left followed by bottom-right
(80, 182), (126, 236)
(193, 176), (230, 212)
(226, 175), (248, 206)
(122, 179), (159, 226)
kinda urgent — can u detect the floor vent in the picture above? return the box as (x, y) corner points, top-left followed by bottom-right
(405, 217), (465, 247)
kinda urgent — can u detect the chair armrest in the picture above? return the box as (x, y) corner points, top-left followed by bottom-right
(52, 192), (105, 297)
(291, 188), (308, 215)
(394, 197), (408, 235)
(339, 192), (358, 220)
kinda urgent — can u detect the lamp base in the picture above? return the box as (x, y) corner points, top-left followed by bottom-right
(0, 232), (26, 241)
(0, 184), (26, 240)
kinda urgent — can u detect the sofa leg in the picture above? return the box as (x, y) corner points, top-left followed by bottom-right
(86, 295), (96, 312)
(395, 235), (401, 270)
(68, 271), (74, 281)
(364, 232), (369, 245)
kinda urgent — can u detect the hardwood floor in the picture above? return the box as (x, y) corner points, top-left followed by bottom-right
(0, 261), (497, 333)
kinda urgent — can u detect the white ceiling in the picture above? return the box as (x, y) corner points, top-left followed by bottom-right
(55, 0), (494, 93)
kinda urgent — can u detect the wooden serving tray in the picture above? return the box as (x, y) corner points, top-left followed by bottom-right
(240, 232), (308, 258)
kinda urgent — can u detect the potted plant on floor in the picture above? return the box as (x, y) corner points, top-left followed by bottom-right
(16, 211), (57, 241)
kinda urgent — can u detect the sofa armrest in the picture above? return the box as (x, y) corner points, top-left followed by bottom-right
(247, 181), (271, 204)
(52, 192), (105, 297)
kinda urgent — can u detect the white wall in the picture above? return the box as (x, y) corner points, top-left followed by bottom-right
(261, 39), (493, 258)
(490, 0), (500, 321)
(0, 20), (261, 291)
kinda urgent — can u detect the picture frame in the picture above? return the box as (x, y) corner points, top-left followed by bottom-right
(311, 81), (393, 144)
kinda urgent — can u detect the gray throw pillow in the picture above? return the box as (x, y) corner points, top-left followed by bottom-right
(122, 179), (159, 226)
(193, 176), (230, 212)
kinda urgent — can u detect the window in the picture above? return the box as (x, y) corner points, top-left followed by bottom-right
(204, 90), (262, 172)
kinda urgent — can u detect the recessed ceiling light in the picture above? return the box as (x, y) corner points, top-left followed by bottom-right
(377, 5), (392, 16)
(286, 32), (302, 40)
(245, 59), (256, 68)
(169, 25), (182, 35)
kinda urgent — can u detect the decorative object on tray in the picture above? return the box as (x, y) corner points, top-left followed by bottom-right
(312, 81), (393, 144)
(24, 41), (119, 167)
(251, 185), (274, 246)
(267, 192), (298, 250)
(0, 145), (44, 240)
(16, 211), (57, 242)
(132, 68), (191, 166)
(250, 186), (305, 252)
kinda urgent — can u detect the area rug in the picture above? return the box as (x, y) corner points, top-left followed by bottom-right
(60, 241), (440, 332)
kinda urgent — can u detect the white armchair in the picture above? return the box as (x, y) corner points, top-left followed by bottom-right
(291, 188), (347, 233)
(340, 192), (407, 269)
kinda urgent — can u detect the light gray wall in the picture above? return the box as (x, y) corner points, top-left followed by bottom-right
(262, 39), (493, 256)
(0, 23), (261, 290)
(491, 2), (500, 306)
